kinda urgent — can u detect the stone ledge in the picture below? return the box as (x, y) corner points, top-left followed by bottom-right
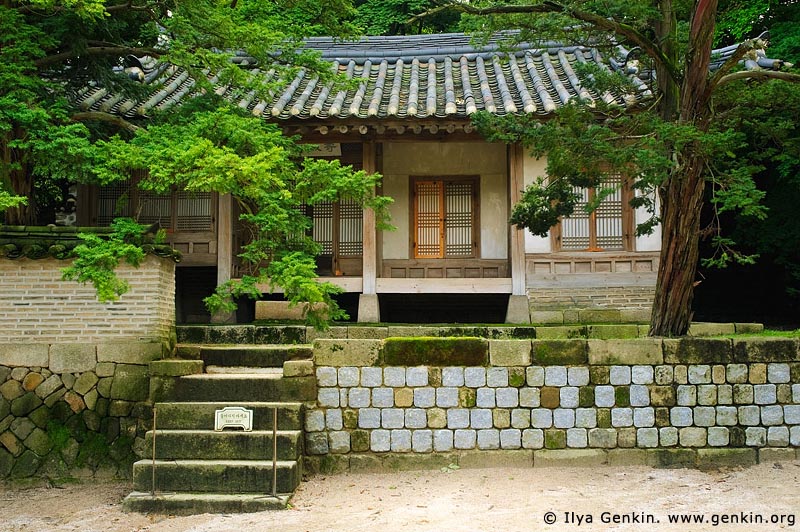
(302, 448), (773, 475)
(382, 338), (488, 366)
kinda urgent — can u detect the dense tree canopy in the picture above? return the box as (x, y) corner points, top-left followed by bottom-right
(415, 0), (800, 335)
(0, 0), (387, 325)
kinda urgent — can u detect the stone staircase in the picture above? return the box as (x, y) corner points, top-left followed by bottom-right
(123, 327), (316, 514)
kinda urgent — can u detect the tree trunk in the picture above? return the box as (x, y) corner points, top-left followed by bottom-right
(648, 0), (718, 336)
(1, 128), (35, 226)
(649, 158), (705, 335)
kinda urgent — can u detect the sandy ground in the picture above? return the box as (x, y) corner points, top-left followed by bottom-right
(2, 461), (799, 532)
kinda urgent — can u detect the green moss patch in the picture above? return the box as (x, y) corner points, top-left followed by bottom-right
(382, 337), (488, 366)
(532, 340), (588, 365)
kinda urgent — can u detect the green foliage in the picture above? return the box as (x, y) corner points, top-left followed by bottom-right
(3, 0), (391, 326)
(95, 104), (390, 323)
(355, 0), (459, 35)
(0, 190), (27, 212)
(61, 218), (154, 302)
(46, 420), (72, 453)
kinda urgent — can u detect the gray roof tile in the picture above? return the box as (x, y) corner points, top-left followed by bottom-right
(75, 32), (784, 123)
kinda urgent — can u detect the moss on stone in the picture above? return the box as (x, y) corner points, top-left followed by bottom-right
(437, 327), (490, 338)
(532, 340), (587, 365)
(649, 386), (676, 407)
(350, 430), (370, 452)
(663, 338), (734, 364)
(382, 337), (488, 366)
(732, 338), (799, 363)
(544, 429), (566, 449)
(728, 426), (747, 447)
(579, 386), (595, 408)
(342, 409), (359, 430)
(590, 366), (610, 385)
(655, 408), (670, 428)
(597, 409), (612, 428)
(614, 387), (630, 407)
(657, 449), (696, 468)
(508, 368), (526, 387)
(459, 388), (476, 408)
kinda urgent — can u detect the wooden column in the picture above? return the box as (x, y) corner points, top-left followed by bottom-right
(362, 141), (377, 295)
(216, 193), (233, 286)
(506, 143), (531, 324)
(509, 143), (526, 296)
(359, 141), (380, 322)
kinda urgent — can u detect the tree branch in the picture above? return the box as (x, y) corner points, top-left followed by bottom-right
(716, 70), (800, 86)
(71, 112), (141, 133)
(407, 0), (681, 85)
(707, 39), (761, 92)
(15, 0), (161, 15)
(34, 46), (161, 68)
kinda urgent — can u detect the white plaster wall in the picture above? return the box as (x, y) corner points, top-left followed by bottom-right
(522, 153), (552, 253)
(480, 173), (507, 259)
(381, 142), (508, 260)
(634, 194), (661, 252)
(383, 173), (409, 259)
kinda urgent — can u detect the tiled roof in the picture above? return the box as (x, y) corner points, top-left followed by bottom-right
(74, 33), (784, 123)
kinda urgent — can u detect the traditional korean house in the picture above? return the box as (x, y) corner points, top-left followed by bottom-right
(73, 33), (785, 324)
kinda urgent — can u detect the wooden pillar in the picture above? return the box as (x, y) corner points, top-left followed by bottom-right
(216, 193), (233, 287)
(359, 141), (380, 322)
(509, 143), (526, 296)
(507, 143), (531, 323)
(211, 193), (236, 323)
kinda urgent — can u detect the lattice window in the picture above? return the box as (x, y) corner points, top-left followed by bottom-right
(338, 200), (363, 257)
(303, 200), (363, 274)
(414, 181), (444, 258)
(97, 179), (132, 226)
(176, 191), (213, 231)
(413, 178), (477, 259)
(558, 173), (630, 251)
(96, 177), (213, 232)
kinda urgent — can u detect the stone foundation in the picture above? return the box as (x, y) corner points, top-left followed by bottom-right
(528, 287), (656, 324)
(0, 255), (175, 478)
(304, 338), (800, 464)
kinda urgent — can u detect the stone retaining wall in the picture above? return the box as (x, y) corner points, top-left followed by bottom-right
(0, 256), (175, 478)
(304, 337), (800, 469)
(528, 287), (656, 324)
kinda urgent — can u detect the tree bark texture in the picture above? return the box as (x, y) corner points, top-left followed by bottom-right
(650, 157), (705, 336)
(648, 0), (718, 336)
(1, 130), (34, 226)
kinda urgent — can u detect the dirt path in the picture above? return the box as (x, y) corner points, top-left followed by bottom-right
(2, 461), (799, 532)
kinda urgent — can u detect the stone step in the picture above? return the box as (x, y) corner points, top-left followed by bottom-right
(132, 459), (300, 494)
(123, 492), (291, 515)
(160, 374), (317, 402)
(205, 366), (283, 375)
(146, 430), (302, 460)
(154, 402), (304, 431)
(176, 325), (308, 345)
(177, 344), (313, 368)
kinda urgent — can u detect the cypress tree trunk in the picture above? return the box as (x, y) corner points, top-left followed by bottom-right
(648, 0), (718, 336)
(1, 129), (34, 226)
(649, 158), (705, 336)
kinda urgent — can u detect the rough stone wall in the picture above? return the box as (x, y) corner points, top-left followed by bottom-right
(0, 256), (175, 343)
(305, 339), (800, 459)
(0, 256), (174, 478)
(0, 354), (153, 478)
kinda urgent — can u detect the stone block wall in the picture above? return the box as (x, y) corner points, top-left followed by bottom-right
(304, 338), (800, 465)
(528, 287), (655, 324)
(0, 256), (175, 478)
(0, 256), (175, 343)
